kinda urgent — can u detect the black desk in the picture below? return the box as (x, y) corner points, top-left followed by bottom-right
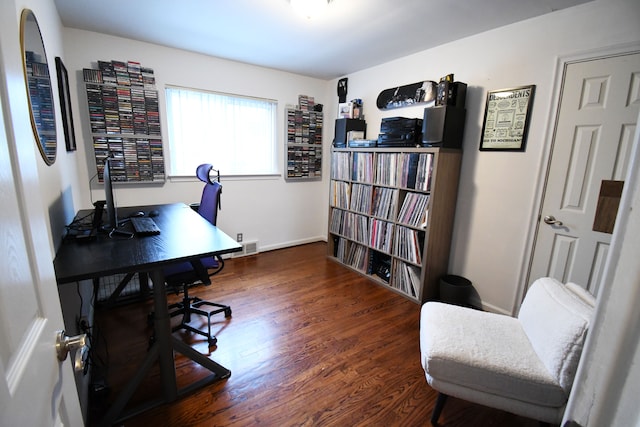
(54, 203), (242, 425)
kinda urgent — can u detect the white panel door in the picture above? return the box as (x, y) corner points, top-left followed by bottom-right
(529, 52), (640, 295)
(0, 82), (82, 425)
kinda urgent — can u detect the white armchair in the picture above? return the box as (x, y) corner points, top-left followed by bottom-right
(420, 277), (595, 425)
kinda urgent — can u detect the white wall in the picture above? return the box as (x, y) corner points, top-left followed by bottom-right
(3, 0), (86, 255)
(60, 29), (331, 252)
(328, 0), (640, 313)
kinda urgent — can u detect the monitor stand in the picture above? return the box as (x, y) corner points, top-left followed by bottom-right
(94, 200), (134, 238)
(104, 227), (134, 238)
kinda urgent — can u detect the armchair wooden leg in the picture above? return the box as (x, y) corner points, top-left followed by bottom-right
(431, 393), (448, 425)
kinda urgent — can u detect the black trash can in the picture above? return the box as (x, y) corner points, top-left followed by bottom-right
(439, 275), (473, 307)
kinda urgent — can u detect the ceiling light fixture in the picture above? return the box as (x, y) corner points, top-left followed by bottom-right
(290, 0), (332, 19)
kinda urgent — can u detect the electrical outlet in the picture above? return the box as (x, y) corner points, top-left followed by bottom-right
(237, 233), (243, 242)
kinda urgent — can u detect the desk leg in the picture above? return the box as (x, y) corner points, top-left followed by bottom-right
(99, 268), (230, 425)
(99, 269), (177, 426)
(149, 269), (179, 401)
(150, 269), (230, 398)
(172, 338), (230, 376)
(99, 346), (159, 426)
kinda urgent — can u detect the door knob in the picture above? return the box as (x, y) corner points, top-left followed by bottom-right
(56, 330), (88, 373)
(543, 215), (563, 226)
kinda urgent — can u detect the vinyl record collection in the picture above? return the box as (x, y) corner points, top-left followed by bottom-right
(327, 146), (457, 303)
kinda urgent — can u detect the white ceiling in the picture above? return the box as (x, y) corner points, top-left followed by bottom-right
(54, 0), (591, 80)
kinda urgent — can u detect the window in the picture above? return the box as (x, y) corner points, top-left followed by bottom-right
(165, 86), (278, 176)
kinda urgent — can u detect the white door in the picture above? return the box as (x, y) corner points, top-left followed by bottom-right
(529, 52), (640, 296)
(0, 82), (82, 424)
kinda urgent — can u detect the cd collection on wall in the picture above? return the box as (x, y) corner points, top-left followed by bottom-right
(83, 59), (165, 182)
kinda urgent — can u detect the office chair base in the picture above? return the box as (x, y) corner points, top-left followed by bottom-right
(169, 296), (231, 346)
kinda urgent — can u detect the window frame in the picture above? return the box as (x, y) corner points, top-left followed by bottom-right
(164, 85), (280, 178)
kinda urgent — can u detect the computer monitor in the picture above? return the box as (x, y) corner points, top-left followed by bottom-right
(103, 157), (117, 232)
(103, 157), (132, 237)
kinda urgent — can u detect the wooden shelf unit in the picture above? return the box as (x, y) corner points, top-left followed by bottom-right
(328, 146), (461, 303)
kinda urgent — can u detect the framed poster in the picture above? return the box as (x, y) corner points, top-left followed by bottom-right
(479, 85), (535, 151)
(55, 57), (77, 151)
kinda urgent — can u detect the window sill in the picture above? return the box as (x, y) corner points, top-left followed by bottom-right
(168, 173), (281, 183)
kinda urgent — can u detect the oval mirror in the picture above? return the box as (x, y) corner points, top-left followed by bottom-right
(20, 9), (57, 165)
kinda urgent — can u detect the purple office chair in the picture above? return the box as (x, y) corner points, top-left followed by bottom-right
(163, 164), (230, 346)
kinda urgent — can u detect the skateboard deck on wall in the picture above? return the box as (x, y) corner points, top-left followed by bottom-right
(376, 80), (437, 110)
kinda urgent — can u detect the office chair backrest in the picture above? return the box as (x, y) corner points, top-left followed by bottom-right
(196, 163), (222, 226)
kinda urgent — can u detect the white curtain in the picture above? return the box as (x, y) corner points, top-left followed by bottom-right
(165, 86), (277, 176)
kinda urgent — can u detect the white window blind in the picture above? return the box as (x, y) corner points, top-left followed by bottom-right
(165, 86), (278, 176)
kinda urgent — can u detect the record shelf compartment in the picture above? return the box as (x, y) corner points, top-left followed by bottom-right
(328, 147), (461, 303)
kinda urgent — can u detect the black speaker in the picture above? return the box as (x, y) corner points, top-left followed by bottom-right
(337, 78), (348, 103)
(437, 81), (467, 108)
(422, 106), (466, 149)
(334, 118), (366, 147)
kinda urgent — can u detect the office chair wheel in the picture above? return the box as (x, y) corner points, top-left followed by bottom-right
(208, 336), (217, 346)
(224, 307), (232, 317)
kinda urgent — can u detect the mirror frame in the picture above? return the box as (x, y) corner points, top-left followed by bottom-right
(20, 9), (57, 165)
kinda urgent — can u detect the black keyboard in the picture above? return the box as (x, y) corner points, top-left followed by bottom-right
(130, 217), (161, 236)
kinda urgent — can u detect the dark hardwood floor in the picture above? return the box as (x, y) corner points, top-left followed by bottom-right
(88, 242), (540, 427)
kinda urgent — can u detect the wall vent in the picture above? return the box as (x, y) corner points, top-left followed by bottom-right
(233, 240), (259, 258)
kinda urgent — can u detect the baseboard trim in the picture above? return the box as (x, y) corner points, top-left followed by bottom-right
(481, 302), (512, 315)
(259, 236), (326, 253)
(221, 237), (326, 259)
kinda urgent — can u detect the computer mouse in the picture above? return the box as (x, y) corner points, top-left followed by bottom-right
(148, 210), (159, 217)
(131, 211), (145, 217)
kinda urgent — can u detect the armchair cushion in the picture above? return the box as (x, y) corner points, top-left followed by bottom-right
(518, 277), (594, 393)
